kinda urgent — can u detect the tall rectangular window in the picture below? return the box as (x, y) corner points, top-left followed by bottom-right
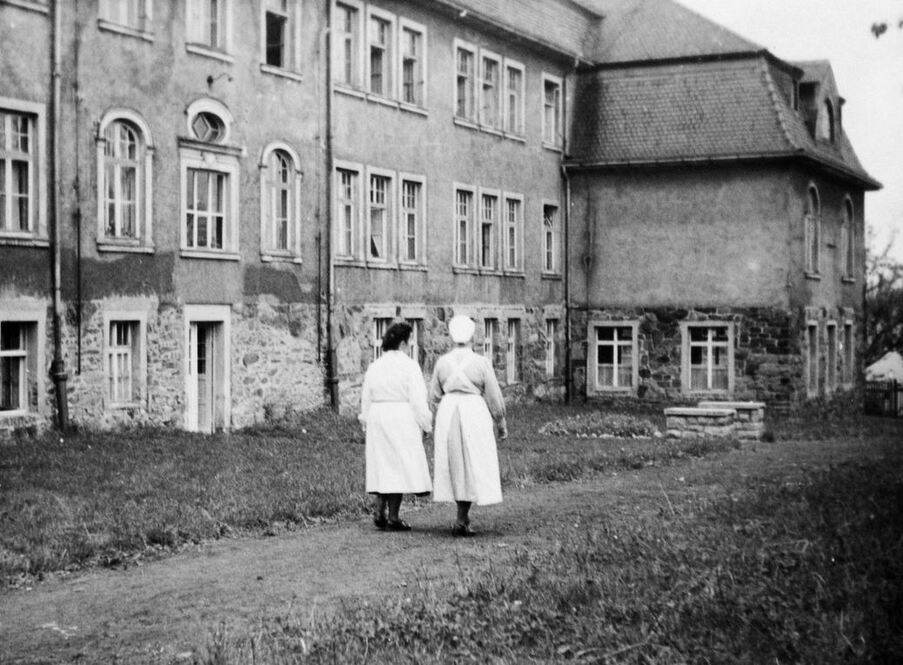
(504, 195), (522, 271)
(107, 320), (142, 405)
(400, 178), (422, 263)
(261, 146), (302, 260)
(335, 166), (359, 258)
(100, 0), (151, 33)
(367, 12), (393, 96)
(506, 319), (520, 384)
(842, 200), (855, 279)
(335, 2), (361, 87)
(0, 321), (38, 414)
(595, 325), (636, 390)
(807, 323), (819, 396)
(545, 319), (558, 378)
(543, 204), (560, 273)
(0, 110), (34, 234)
(542, 74), (562, 147)
(455, 43), (476, 122)
(400, 22), (425, 106)
(842, 322), (854, 385)
(480, 192), (497, 269)
(480, 53), (501, 129)
(504, 61), (524, 135)
(188, 0), (228, 51)
(264, 0), (298, 70)
(685, 324), (732, 392)
(805, 187), (820, 275)
(185, 168), (226, 249)
(372, 316), (393, 361)
(455, 188), (473, 266)
(368, 173), (390, 260)
(826, 322), (837, 392)
(483, 318), (498, 362)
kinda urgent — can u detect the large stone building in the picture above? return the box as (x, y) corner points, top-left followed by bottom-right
(0, 0), (879, 432)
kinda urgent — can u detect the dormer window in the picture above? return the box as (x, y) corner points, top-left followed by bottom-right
(816, 99), (835, 143)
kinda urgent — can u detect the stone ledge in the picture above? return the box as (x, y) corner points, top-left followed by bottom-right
(664, 407), (737, 417)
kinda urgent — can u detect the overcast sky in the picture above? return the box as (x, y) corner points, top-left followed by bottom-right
(674, 0), (903, 262)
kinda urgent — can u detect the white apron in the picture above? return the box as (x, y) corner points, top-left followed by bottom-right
(432, 361), (502, 505)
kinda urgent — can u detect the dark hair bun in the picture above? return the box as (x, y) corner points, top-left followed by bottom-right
(381, 322), (412, 352)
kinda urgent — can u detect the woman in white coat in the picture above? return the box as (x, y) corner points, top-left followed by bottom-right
(429, 315), (508, 536)
(359, 322), (432, 531)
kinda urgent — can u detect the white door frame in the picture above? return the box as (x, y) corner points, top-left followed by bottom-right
(183, 304), (231, 432)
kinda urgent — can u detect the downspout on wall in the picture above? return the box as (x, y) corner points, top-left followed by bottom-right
(323, 15), (338, 409)
(49, 0), (69, 430)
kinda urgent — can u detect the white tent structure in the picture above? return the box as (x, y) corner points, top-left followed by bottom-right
(865, 351), (903, 382)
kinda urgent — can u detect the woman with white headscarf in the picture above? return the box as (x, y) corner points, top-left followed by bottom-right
(429, 315), (507, 536)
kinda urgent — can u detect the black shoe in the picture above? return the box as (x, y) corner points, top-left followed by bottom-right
(452, 522), (475, 537)
(386, 520), (412, 532)
(373, 515), (388, 530)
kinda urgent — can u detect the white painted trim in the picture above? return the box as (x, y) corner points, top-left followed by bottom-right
(365, 165), (396, 265)
(478, 48), (503, 130)
(259, 141), (303, 260)
(587, 320), (640, 394)
(259, 0), (303, 73)
(541, 72), (564, 148)
(477, 187), (501, 271)
(183, 304), (232, 432)
(397, 17), (427, 108)
(0, 96), (47, 241)
(332, 0), (365, 89)
(503, 58), (525, 136)
(185, 97), (234, 145)
(452, 182), (476, 268)
(502, 191), (524, 273)
(0, 302), (47, 417)
(185, 0), (233, 54)
(365, 5), (396, 99)
(397, 171), (426, 267)
(680, 321), (735, 395)
(178, 145), (241, 254)
(541, 198), (561, 275)
(333, 159), (364, 260)
(102, 308), (148, 409)
(453, 38), (477, 123)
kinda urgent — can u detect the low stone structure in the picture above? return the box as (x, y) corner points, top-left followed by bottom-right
(664, 401), (767, 440)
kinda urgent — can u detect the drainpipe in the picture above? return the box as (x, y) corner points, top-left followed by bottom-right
(562, 58), (578, 404)
(49, 0), (69, 431)
(73, 0), (83, 375)
(322, 16), (338, 409)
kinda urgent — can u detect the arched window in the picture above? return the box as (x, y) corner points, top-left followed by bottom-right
(259, 142), (302, 262)
(842, 198), (855, 279)
(96, 110), (154, 251)
(817, 99), (835, 142)
(805, 186), (820, 275)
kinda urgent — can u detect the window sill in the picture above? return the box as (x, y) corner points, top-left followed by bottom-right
(841, 276), (856, 284)
(186, 43), (234, 63)
(398, 263), (428, 272)
(334, 84), (367, 99)
(97, 19), (153, 42)
(504, 132), (527, 143)
(180, 249), (241, 261)
(399, 103), (428, 117)
(260, 64), (303, 82)
(452, 266), (480, 275)
(333, 257), (367, 267)
(542, 142), (563, 153)
(97, 241), (154, 254)
(453, 117), (528, 144)
(541, 272), (563, 281)
(804, 271), (822, 281)
(1, 0), (47, 14)
(108, 402), (143, 410)
(0, 235), (50, 248)
(501, 270), (525, 279)
(261, 253), (302, 264)
(590, 387), (635, 395)
(0, 409), (33, 419)
(681, 389), (732, 398)
(481, 126), (505, 137)
(364, 260), (398, 271)
(367, 94), (399, 109)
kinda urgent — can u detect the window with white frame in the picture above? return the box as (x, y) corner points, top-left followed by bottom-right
(542, 203), (560, 274)
(0, 319), (39, 414)
(400, 176), (424, 263)
(399, 20), (425, 107)
(179, 100), (240, 258)
(454, 186), (473, 267)
(334, 0), (362, 87)
(842, 321), (854, 385)
(97, 111), (154, 250)
(826, 322), (837, 393)
(817, 99), (835, 143)
(106, 319), (143, 406)
(842, 198), (855, 279)
(506, 318), (520, 384)
(455, 41), (476, 123)
(334, 163), (361, 259)
(594, 324), (637, 391)
(99, 0), (152, 36)
(0, 101), (46, 241)
(367, 9), (393, 97)
(479, 191), (497, 270)
(480, 52), (502, 129)
(367, 170), (392, 261)
(186, 0), (231, 54)
(683, 323), (732, 393)
(806, 322), (819, 396)
(503, 194), (522, 272)
(805, 185), (820, 275)
(262, 0), (302, 75)
(504, 60), (524, 135)
(260, 143), (302, 261)
(545, 318), (558, 378)
(542, 74), (562, 147)
(372, 316), (393, 360)
(483, 318), (498, 363)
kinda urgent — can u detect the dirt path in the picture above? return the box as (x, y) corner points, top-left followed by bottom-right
(0, 437), (881, 664)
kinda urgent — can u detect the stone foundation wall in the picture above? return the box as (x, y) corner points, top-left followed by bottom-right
(333, 303), (567, 415)
(572, 306), (858, 411)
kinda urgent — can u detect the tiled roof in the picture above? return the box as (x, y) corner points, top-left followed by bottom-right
(442, 0), (602, 58)
(579, 0), (761, 64)
(567, 57), (880, 188)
